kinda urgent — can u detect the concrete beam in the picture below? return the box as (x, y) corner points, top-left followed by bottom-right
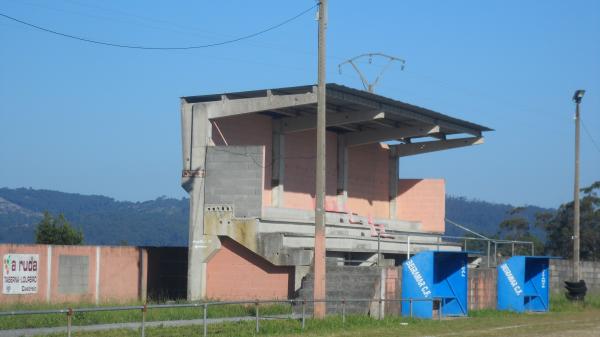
(280, 110), (385, 133)
(393, 137), (484, 157)
(327, 88), (483, 136)
(345, 125), (440, 147)
(199, 90), (317, 120)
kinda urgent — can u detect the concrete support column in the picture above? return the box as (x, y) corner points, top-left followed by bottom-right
(46, 245), (52, 303)
(139, 248), (148, 301)
(182, 101), (220, 301)
(389, 148), (399, 219)
(336, 135), (348, 211)
(271, 121), (285, 207)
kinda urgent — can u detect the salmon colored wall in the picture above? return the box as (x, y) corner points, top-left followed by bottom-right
(206, 237), (293, 300)
(211, 114), (273, 208)
(0, 244), (145, 304)
(50, 245), (97, 303)
(347, 143), (390, 218)
(396, 179), (445, 233)
(283, 130), (338, 210)
(99, 247), (145, 302)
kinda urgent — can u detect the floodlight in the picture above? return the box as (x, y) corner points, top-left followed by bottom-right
(573, 90), (586, 103)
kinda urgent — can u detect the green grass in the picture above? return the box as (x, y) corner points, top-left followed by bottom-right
(38, 309), (600, 337)
(549, 292), (600, 312)
(0, 300), (291, 330)
(3, 294), (600, 333)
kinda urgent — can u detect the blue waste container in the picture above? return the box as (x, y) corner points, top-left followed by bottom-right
(497, 256), (553, 312)
(401, 251), (469, 319)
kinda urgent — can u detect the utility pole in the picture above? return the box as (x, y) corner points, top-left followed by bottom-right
(313, 0), (327, 319)
(572, 89), (585, 282)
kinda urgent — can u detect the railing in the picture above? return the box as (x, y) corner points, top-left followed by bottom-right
(326, 232), (535, 268)
(0, 298), (442, 337)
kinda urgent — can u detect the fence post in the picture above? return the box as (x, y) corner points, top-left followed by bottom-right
(487, 241), (491, 268)
(377, 233), (381, 266)
(464, 239), (467, 251)
(342, 299), (346, 324)
(141, 303), (147, 337)
(378, 298), (382, 320)
(255, 300), (259, 333)
(67, 308), (73, 337)
(494, 242), (498, 266)
(531, 243), (535, 256)
(301, 299), (306, 330)
(203, 303), (208, 337)
(438, 299), (443, 321)
(409, 299), (413, 318)
(511, 242), (515, 256)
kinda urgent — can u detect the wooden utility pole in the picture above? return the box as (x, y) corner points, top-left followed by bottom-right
(313, 0), (328, 319)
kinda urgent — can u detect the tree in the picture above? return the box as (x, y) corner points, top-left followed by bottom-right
(34, 212), (84, 245)
(538, 181), (600, 261)
(496, 207), (544, 256)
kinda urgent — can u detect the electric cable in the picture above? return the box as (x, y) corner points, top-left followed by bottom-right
(581, 118), (600, 154)
(0, 4), (317, 50)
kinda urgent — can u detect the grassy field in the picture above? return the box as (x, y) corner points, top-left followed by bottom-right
(0, 300), (291, 330)
(2, 295), (600, 336)
(36, 309), (600, 337)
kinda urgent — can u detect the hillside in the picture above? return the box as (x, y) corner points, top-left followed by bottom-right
(0, 188), (552, 246)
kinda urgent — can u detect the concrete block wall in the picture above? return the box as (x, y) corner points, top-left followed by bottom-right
(468, 268), (497, 310)
(550, 259), (600, 294)
(205, 237), (293, 300)
(211, 113), (273, 208)
(296, 265), (381, 314)
(0, 244), (146, 304)
(205, 146), (264, 218)
(396, 179), (445, 233)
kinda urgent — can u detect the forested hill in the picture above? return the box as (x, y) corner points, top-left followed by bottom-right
(445, 196), (551, 238)
(0, 188), (552, 246)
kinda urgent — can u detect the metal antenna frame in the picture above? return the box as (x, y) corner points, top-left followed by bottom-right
(338, 53), (405, 93)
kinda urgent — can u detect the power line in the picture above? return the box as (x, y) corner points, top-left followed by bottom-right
(581, 118), (600, 154)
(0, 4), (317, 50)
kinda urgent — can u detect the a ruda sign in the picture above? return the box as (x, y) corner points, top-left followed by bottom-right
(2, 254), (39, 294)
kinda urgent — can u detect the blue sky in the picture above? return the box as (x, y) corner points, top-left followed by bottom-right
(0, 0), (598, 208)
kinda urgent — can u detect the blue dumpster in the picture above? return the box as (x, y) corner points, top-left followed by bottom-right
(401, 251), (468, 319)
(497, 256), (553, 312)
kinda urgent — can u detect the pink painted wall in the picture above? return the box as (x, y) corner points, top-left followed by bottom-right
(347, 143), (390, 218)
(283, 130), (338, 210)
(211, 114), (273, 207)
(209, 114), (447, 228)
(396, 179), (445, 233)
(206, 237), (293, 300)
(49, 245), (97, 303)
(0, 244), (145, 304)
(99, 247), (146, 303)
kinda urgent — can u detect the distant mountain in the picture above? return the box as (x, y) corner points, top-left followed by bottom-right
(445, 196), (553, 238)
(0, 188), (188, 246)
(0, 188), (553, 246)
